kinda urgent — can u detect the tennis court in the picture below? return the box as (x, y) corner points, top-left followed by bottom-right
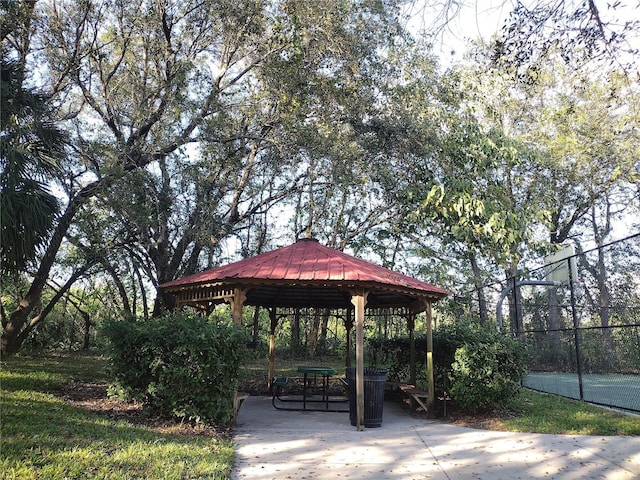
(523, 372), (640, 413)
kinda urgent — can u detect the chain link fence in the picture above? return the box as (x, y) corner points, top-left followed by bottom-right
(457, 233), (640, 413)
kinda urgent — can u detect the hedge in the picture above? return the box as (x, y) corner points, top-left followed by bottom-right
(370, 322), (528, 413)
(103, 311), (247, 425)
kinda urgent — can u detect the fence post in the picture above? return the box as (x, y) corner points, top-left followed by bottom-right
(568, 257), (584, 400)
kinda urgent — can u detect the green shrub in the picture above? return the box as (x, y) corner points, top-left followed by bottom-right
(369, 332), (464, 389)
(103, 311), (247, 425)
(370, 322), (529, 413)
(369, 323), (501, 386)
(449, 330), (528, 413)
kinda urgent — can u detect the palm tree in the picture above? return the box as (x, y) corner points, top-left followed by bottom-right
(0, 59), (67, 276)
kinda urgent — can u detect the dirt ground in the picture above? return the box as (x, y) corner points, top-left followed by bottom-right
(57, 381), (230, 438)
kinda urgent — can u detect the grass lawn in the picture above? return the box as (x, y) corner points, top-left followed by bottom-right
(1, 354), (234, 480)
(447, 388), (640, 435)
(501, 388), (640, 435)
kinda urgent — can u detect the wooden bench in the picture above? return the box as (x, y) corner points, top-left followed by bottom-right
(271, 376), (288, 404)
(232, 391), (250, 425)
(273, 375), (289, 391)
(398, 383), (430, 413)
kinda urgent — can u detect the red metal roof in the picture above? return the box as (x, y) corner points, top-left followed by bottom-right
(161, 238), (449, 298)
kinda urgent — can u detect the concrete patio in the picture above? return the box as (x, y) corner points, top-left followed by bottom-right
(232, 396), (640, 480)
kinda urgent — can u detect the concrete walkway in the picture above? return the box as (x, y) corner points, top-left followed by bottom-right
(232, 396), (640, 480)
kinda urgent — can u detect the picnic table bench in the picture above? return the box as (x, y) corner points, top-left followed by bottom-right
(400, 384), (430, 412)
(388, 382), (430, 412)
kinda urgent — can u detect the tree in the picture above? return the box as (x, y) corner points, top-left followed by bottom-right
(508, 60), (639, 348)
(1, 0), (413, 352)
(0, 2), (72, 349)
(3, 0), (283, 353)
(416, 119), (548, 328)
(438, 39), (639, 332)
(81, 0), (410, 317)
(0, 2), (68, 279)
(497, 0), (639, 74)
(400, 1), (639, 329)
(0, 59), (66, 277)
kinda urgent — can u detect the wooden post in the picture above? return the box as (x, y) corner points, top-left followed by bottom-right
(351, 290), (368, 431)
(425, 301), (435, 413)
(344, 308), (353, 368)
(268, 307), (278, 393)
(222, 287), (247, 420)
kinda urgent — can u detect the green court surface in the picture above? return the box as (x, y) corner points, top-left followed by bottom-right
(523, 372), (640, 412)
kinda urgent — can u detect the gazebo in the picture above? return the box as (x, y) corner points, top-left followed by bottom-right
(160, 238), (450, 429)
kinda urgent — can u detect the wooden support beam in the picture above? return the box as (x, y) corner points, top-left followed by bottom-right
(351, 289), (368, 431)
(344, 308), (353, 368)
(224, 287), (247, 326)
(268, 307), (278, 393)
(425, 301), (435, 413)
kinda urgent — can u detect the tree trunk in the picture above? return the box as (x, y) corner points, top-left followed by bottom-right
(152, 286), (177, 317)
(100, 258), (132, 316)
(318, 308), (329, 353)
(4, 266), (88, 354)
(64, 294), (74, 352)
(251, 306), (260, 346)
(82, 309), (92, 350)
(291, 308), (301, 356)
(506, 268), (525, 341)
(596, 246), (614, 369)
(469, 252), (489, 326)
(132, 262), (149, 320)
(547, 287), (562, 364)
(307, 309), (322, 357)
(1, 180), (102, 355)
(578, 205), (615, 370)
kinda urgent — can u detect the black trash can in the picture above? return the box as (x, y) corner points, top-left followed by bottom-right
(346, 367), (387, 428)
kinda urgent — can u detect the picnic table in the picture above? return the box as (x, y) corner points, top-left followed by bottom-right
(272, 365), (348, 412)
